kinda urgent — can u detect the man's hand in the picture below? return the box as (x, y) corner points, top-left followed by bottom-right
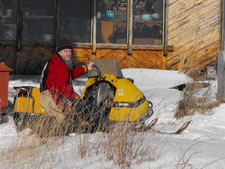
(87, 61), (95, 71)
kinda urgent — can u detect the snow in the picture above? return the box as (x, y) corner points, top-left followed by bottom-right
(1, 68), (225, 169)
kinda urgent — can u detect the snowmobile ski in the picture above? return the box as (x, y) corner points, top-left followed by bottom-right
(133, 118), (158, 132)
(144, 118), (158, 130)
(134, 118), (191, 134)
(150, 120), (191, 134)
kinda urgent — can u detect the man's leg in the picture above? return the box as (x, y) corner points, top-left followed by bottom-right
(39, 90), (65, 123)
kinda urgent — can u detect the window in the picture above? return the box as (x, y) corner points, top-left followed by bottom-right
(0, 0), (18, 41)
(0, 0), (166, 49)
(21, 0), (55, 43)
(95, 0), (164, 46)
(96, 0), (128, 44)
(133, 0), (163, 45)
(58, 0), (92, 44)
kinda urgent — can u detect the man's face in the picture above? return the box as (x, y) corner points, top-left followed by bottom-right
(58, 49), (72, 61)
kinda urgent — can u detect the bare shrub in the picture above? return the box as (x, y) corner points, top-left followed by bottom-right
(9, 110), (157, 169)
(175, 81), (219, 119)
(103, 122), (155, 168)
(174, 141), (225, 169)
(77, 133), (89, 158)
(14, 113), (76, 138)
(176, 54), (219, 118)
(174, 142), (201, 169)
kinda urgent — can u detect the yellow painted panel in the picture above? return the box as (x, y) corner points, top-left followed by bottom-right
(14, 87), (46, 114)
(109, 100), (149, 121)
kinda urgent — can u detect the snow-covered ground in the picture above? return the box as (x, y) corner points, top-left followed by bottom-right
(1, 68), (225, 169)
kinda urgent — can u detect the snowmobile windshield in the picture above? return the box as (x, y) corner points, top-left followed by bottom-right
(88, 58), (123, 78)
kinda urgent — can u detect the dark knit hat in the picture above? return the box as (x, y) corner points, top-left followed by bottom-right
(56, 44), (73, 52)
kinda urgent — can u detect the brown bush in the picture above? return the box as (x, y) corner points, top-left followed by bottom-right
(175, 82), (219, 119)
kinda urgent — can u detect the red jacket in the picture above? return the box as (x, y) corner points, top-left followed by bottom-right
(43, 53), (87, 105)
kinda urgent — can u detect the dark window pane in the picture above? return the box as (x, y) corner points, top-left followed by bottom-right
(22, 0), (55, 43)
(58, 0), (91, 43)
(0, 0), (17, 40)
(133, 0), (163, 45)
(96, 0), (128, 44)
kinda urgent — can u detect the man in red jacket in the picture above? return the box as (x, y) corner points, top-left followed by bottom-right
(40, 44), (94, 123)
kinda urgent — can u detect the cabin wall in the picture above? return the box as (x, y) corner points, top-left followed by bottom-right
(167, 0), (221, 73)
(0, 0), (221, 74)
(74, 0), (221, 73)
(0, 45), (53, 74)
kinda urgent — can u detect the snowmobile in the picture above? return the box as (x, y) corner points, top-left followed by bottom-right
(12, 59), (154, 132)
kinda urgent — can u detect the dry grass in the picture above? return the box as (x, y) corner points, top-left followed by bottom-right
(174, 142), (200, 169)
(176, 58), (219, 119)
(6, 111), (156, 169)
(77, 133), (89, 158)
(175, 81), (219, 119)
(72, 120), (156, 168)
(103, 122), (155, 168)
(15, 113), (76, 138)
(0, 132), (66, 168)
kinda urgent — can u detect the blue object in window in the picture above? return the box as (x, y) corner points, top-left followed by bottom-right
(106, 11), (114, 19)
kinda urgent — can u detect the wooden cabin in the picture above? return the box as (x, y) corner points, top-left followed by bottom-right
(0, 0), (223, 76)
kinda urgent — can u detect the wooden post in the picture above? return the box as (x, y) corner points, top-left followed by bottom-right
(92, 0), (97, 55)
(217, 51), (225, 99)
(128, 0), (133, 55)
(221, 0), (225, 50)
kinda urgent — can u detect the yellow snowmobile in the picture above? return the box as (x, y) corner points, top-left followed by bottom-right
(13, 59), (153, 131)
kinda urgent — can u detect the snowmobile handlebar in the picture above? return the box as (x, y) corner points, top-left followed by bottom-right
(93, 65), (102, 76)
(90, 64), (101, 77)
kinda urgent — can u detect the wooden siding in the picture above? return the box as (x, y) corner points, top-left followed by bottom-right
(73, 48), (166, 69)
(167, 0), (221, 71)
